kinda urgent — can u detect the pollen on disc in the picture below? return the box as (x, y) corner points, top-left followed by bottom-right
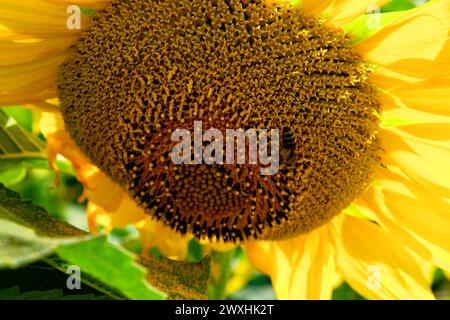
(58, 0), (382, 242)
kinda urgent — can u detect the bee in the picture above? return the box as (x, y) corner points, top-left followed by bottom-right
(280, 126), (297, 166)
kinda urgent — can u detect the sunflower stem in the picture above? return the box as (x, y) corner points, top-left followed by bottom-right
(208, 249), (236, 300)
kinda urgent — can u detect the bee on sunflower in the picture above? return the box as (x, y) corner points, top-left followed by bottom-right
(0, 0), (449, 300)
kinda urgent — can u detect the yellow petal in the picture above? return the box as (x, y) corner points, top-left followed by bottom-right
(381, 41), (450, 79)
(136, 217), (192, 261)
(355, 179), (441, 285)
(0, 88), (57, 107)
(0, 0), (109, 106)
(425, 242), (450, 274)
(0, 0), (107, 35)
(355, 189), (432, 262)
(0, 54), (67, 106)
(370, 66), (419, 92)
(208, 240), (238, 252)
(300, 0), (390, 26)
(387, 80), (450, 116)
(328, 0), (391, 26)
(381, 107), (450, 128)
(45, 130), (124, 210)
(24, 100), (60, 113)
(87, 195), (146, 232)
(87, 195), (193, 261)
(0, 36), (76, 66)
(226, 256), (255, 295)
(37, 110), (64, 136)
(46, 130), (145, 236)
(330, 215), (434, 299)
(373, 180), (450, 254)
(372, 160), (450, 251)
(397, 123), (450, 141)
(300, 0), (336, 17)
(356, 0), (450, 78)
(381, 128), (450, 192)
(245, 227), (336, 300)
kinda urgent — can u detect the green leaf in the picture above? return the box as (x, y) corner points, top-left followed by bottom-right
(80, 7), (96, 17)
(43, 256), (126, 300)
(381, 0), (426, 12)
(344, 10), (412, 45)
(0, 286), (109, 300)
(140, 255), (211, 300)
(0, 286), (20, 298)
(0, 219), (83, 269)
(56, 236), (166, 300)
(0, 108), (51, 187)
(187, 239), (205, 263)
(0, 184), (209, 300)
(0, 109), (45, 160)
(0, 259), (116, 299)
(0, 158), (75, 178)
(0, 183), (85, 237)
(0, 166), (27, 187)
(0, 184), (165, 299)
(2, 107), (33, 132)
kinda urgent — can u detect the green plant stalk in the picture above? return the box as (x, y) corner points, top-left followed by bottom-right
(208, 250), (236, 300)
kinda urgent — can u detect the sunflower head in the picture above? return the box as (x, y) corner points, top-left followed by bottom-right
(59, 0), (382, 242)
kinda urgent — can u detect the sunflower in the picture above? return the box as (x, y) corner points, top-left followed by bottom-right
(1, 0), (449, 300)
